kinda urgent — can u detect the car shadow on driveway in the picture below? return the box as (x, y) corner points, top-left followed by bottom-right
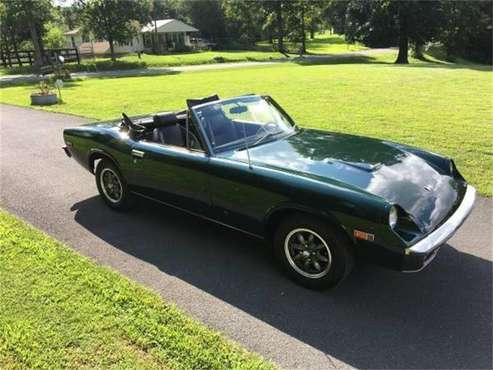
(71, 196), (492, 369)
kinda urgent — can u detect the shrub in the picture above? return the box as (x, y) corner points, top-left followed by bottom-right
(213, 56), (226, 63)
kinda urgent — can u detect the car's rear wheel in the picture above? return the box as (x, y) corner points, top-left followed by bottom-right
(95, 159), (133, 210)
(273, 214), (354, 290)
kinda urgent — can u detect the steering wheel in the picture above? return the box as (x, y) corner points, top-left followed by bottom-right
(255, 122), (280, 137)
(122, 113), (145, 131)
(122, 112), (134, 127)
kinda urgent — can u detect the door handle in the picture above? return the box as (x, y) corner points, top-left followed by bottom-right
(131, 149), (145, 158)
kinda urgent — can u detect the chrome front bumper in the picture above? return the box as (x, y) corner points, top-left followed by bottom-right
(402, 185), (476, 271)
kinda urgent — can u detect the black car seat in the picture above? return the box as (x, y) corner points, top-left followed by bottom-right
(205, 108), (239, 146)
(152, 112), (185, 147)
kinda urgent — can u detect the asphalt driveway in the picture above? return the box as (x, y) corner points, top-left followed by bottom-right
(1, 104), (492, 369)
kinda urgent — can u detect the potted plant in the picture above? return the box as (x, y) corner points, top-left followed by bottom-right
(31, 81), (58, 106)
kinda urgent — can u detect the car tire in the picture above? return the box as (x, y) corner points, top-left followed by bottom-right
(95, 159), (133, 211)
(273, 214), (354, 290)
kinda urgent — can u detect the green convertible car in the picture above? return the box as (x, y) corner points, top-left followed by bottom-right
(63, 94), (476, 289)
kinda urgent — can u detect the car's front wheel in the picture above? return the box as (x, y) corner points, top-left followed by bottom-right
(95, 159), (133, 211)
(273, 214), (354, 290)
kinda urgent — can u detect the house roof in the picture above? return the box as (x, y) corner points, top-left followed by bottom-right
(141, 19), (198, 33)
(64, 28), (81, 36)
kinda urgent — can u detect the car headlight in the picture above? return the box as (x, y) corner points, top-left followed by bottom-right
(389, 206), (398, 229)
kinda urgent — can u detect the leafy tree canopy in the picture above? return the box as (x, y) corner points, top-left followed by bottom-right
(79, 0), (151, 60)
(43, 22), (66, 49)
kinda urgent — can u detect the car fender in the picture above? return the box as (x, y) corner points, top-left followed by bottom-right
(263, 202), (354, 243)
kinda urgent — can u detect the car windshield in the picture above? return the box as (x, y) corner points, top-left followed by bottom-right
(192, 96), (296, 152)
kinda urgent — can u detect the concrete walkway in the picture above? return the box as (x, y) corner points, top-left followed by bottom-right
(0, 48), (394, 85)
(1, 103), (491, 369)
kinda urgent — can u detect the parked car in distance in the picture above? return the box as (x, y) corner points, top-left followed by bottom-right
(63, 94), (476, 289)
(189, 37), (217, 50)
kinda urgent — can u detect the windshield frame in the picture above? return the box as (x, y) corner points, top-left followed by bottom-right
(190, 95), (297, 155)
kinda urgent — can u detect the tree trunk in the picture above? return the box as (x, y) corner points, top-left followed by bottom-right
(153, 19), (158, 54)
(276, 3), (284, 53)
(0, 45), (7, 68)
(28, 20), (43, 68)
(310, 18), (315, 39)
(12, 36), (22, 67)
(108, 36), (116, 61)
(0, 38), (8, 68)
(414, 41), (424, 59)
(300, 3), (306, 55)
(395, 5), (409, 64)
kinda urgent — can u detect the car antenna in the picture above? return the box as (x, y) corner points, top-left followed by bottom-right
(241, 121), (252, 170)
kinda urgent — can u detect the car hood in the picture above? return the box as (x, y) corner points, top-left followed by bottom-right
(222, 129), (463, 232)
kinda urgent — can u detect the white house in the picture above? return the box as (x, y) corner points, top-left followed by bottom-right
(141, 19), (199, 52)
(64, 19), (198, 56)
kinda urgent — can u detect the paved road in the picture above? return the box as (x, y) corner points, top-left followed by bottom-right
(0, 48), (393, 85)
(1, 104), (492, 369)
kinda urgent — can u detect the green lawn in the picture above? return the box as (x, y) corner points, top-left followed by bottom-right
(0, 57), (491, 196)
(0, 210), (272, 369)
(257, 33), (367, 54)
(0, 50), (286, 75)
(116, 50), (285, 67)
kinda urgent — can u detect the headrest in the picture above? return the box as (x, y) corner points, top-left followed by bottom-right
(186, 94), (220, 109)
(153, 112), (178, 128)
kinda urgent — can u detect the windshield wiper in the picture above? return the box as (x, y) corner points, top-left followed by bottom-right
(251, 130), (284, 147)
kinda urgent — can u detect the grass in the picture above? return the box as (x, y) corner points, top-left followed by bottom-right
(116, 50), (285, 67)
(0, 209), (272, 369)
(257, 33), (367, 54)
(0, 50), (286, 75)
(0, 54), (491, 196)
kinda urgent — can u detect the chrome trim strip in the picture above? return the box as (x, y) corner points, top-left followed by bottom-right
(406, 185), (476, 255)
(130, 191), (265, 240)
(402, 248), (439, 273)
(131, 149), (145, 158)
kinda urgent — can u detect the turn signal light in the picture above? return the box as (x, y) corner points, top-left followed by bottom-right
(354, 230), (375, 242)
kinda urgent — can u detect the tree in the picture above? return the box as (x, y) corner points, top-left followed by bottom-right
(439, 1), (492, 64)
(43, 22), (65, 49)
(222, 0), (264, 47)
(344, 0), (444, 64)
(323, 0), (349, 34)
(261, 1), (288, 53)
(179, 0), (226, 45)
(79, 0), (151, 61)
(287, 0), (327, 54)
(394, 1), (444, 63)
(307, 1), (327, 39)
(60, 4), (83, 30)
(0, 0), (54, 68)
(283, 0), (307, 54)
(344, 0), (398, 48)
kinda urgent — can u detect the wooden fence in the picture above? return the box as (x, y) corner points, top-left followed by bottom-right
(0, 48), (80, 68)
